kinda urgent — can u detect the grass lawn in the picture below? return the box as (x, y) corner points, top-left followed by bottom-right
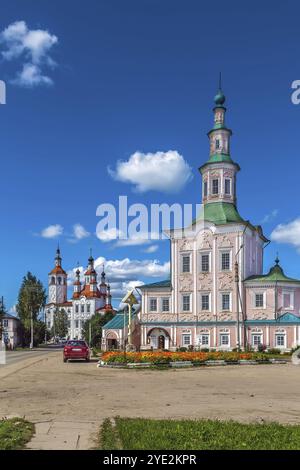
(99, 417), (300, 450)
(0, 418), (34, 450)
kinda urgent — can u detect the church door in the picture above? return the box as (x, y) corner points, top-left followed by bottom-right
(158, 335), (165, 350)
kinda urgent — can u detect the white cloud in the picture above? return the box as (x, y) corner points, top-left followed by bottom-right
(270, 218), (300, 253)
(0, 20), (58, 87)
(142, 245), (159, 253)
(97, 228), (124, 242)
(73, 224), (90, 240)
(261, 209), (278, 224)
(110, 280), (144, 302)
(114, 232), (161, 247)
(108, 150), (193, 193)
(41, 224), (63, 239)
(67, 256), (170, 286)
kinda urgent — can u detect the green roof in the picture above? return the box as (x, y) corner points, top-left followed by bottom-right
(139, 280), (172, 290)
(199, 154), (240, 172)
(103, 313), (130, 330)
(191, 202), (268, 241)
(245, 259), (300, 284)
(194, 202), (243, 225)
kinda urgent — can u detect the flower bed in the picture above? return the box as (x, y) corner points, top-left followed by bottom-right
(101, 351), (269, 366)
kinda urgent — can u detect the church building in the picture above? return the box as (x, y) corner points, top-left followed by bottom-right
(104, 85), (300, 352)
(45, 248), (114, 339)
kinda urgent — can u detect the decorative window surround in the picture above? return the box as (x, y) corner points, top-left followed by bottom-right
(252, 334), (263, 347)
(212, 179), (219, 195)
(182, 334), (192, 346)
(219, 334), (230, 347)
(275, 332), (286, 348)
(253, 291), (266, 309)
(221, 292), (232, 311)
(224, 178), (231, 195)
(181, 253), (192, 274)
(149, 298), (158, 312)
(220, 250), (232, 271)
(162, 297), (170, 312)
(182, 294), (192, 312)
(200, 251), (211, 273)
(200, 292), (211, 311)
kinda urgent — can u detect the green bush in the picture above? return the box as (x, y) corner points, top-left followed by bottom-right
(267, 348), (281, 355)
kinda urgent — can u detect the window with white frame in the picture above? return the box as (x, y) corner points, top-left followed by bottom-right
(182, 294), (191, 312)
(201, 294), (210, 311)
(252, 334), (262, 346)
(149, 298), (157, 312)
(200, 252), (210, 272)
(224, 178), (231, 195)
(275, 334), (286, 347)
(255, 293), (265, 308)
(221, 251), (231, 271)
(75, 304), (79, 313)
(87, 304), (90, 313)
(75, 320), (79, 328)
(162, 298), (170, 312)
(3, 319), (8, 328)
(81, 304), (84, 313)
(220, 334), (229, 346)
(212, 179), (219, 195)
(199, 334), (209, 346)
(221, 293), (231, 311)
(182, 334), (191, 346)
(203, 181), (208, 197)
(283, 291), (294, 309)
(182, 254), (191, 273)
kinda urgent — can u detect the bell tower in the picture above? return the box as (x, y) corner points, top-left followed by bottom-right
(200, 76), (240, 206)
(48, 247), (68, 304)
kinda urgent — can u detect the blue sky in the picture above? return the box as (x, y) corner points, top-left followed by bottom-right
(1, 0), (300, 311)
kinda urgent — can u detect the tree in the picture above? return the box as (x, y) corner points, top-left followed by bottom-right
(16, 272), (47, 347)
(51, 308), (68, 339)
(82, 311), (114, 347)
(20, 320), (48, 347)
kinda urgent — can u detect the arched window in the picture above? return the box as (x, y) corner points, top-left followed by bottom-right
(58, 277), (62, 285)
(51, 277), (55, 285)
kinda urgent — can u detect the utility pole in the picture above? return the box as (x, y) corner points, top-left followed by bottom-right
(30, 307), (34, 349)
(44, 308), (47, 344)
(235, 242), (244, 351)
(234, 261), (240, 351)
(0, 296), (4, 345)
(89, 321), (92, 347)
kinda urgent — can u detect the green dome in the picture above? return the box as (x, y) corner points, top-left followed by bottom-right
(214, 91), (226, 106)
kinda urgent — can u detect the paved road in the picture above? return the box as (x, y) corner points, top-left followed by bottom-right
(1, 354), (300, 449)
(0, 346), (62, 367)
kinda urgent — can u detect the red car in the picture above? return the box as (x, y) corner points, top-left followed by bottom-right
(63, 340), (90, 362)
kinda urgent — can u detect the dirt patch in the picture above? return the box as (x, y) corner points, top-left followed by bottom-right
(1, 352), (300, 444)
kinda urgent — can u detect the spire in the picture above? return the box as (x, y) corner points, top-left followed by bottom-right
(75, 261), (81, 278)
(275, 253), (280, 265)
(101, 264), (106, 284)
(55, 245), (62, 267)
(88, 248), (94, 269)
(214, 72), (226, 107)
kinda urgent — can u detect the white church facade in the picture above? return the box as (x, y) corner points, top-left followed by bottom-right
(45, 249), (114, 339)
(104, 86), (300, 352)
